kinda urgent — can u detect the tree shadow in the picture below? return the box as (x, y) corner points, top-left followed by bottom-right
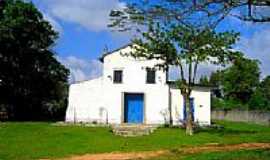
(195, 126), (258, 135)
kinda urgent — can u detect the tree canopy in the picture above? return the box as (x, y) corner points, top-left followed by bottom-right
(0, 0), (69, 120)
(249, 76), (270, 110)
(222, 58), (260, 103)
(129, 19), (241, 135)
(109, 0), (270, 32)
(204, 58), (266, 110)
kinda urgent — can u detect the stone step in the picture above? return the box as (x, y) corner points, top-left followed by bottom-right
(112, 124), (158, 137)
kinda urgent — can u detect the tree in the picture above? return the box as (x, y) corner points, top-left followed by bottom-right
(0, 0), (69, 120)
(209, 70), (224, 87)
(109, 0), (270, 32)
(178, 0), (270, 23)
(222, 58), (260, 103)
(130, 21), (241, 135)
(199, 76), (210, 86)
(249, 76), (270, 110)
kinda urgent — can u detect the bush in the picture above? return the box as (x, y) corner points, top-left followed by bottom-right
(212, 97), (248, 110)
(248, 88), (270, 111)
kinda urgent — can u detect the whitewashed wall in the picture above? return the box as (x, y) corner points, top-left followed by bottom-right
(102, 46), (169, 124)
(170, 87), (211, 125)
(65, 77), (105, 122)
(66, 45), (211, 125)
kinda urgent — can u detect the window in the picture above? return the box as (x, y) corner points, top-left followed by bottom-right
(146, 69), (155, 84)
(113, 70), (122, 83)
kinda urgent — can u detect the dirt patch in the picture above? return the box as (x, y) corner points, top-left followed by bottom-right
(178, 142), (270, 154)
(56, 150), (166, 160)
(50, 143), (270, 160)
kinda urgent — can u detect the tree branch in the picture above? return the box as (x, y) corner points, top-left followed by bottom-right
(192, 58), (199, 84)
(177, 57), (185, 82)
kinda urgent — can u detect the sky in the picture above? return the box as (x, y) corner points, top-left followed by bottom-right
(31, 0), (270, 83)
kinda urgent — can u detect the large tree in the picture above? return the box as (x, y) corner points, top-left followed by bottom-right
(109, 0), (270, 34)
(130, 22), (241, 135)
(222, 58), (260, 103)
(0, 0), (69, 120)
(249, 76), (270, 110)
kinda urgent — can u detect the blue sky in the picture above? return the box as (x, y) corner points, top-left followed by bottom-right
(31, 0), (270, 83)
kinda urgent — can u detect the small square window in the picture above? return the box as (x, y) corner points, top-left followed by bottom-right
(113, 70), (122, 83)
(146, 69), (155, 84)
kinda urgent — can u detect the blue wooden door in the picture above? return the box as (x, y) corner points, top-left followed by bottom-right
(124, 93), (144, 123)
(183, 98), (194, 121)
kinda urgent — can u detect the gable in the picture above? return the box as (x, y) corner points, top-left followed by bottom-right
(100, 44), (165, 69)
(99, 43), (132, 63)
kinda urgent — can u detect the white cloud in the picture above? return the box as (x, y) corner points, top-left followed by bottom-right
(237, 28), (270, 78)
(41, 0), (125, 32)
(43, 14), (63, 34)
(57, 56), (103, 83)
(170, 28), (270, 81)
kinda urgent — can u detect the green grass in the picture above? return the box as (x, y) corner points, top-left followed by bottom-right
(146, 149), (270, 160)
(0, 121), (270, 160)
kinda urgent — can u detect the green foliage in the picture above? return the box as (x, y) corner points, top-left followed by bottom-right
(131, 18), (241, 135)
(0, 0), (69, 120)
(210, 62), (270, 111)
(209, 70), (223, 86)
(249, 76), (270, 110)
(199, 76), (210, 85)
(222, 58), (260, 103)
(132, 22), (241, 86)
(109, 0), (270, 33)
(0, 121), (270, 160)
(212, 97), (248, 110)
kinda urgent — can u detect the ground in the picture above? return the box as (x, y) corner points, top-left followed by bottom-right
(0, 121), (270, 160)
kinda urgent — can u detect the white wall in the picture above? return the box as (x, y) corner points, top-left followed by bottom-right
(65, 78), (105, 123)
(102, 46), (169, 124)
(170, 87), (211, 125)
(66, 45), (211, 125)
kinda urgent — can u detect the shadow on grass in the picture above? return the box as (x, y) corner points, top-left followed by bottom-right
(195, 127), (258, 135)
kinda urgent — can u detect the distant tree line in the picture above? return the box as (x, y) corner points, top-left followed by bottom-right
(199, 57), (270, 111)
(0, 0), (69, 120)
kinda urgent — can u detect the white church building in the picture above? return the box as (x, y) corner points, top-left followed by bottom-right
(66, 44), (212, 125)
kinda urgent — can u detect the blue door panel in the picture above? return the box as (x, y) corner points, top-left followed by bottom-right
(124, 94), (144, 123)
(183, 98), (194, 121)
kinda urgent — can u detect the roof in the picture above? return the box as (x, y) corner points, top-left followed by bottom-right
(167, 80), (217, 90)
(69, 76), (103, 84)
(99, 43), (133, 62)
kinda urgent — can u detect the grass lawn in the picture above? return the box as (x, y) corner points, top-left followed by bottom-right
(0, 121), (270, 160)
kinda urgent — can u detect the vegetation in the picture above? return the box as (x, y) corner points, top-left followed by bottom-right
(222, 58), (260, 103)
(109, 0), (270, 33)
(109, 0), (247, 136)
(0, 0), (69, 120)
(249, 76), (270, 111)
(200, 58), (270, 111)
(0, 121), (270, 160)
(133, 24), (241, 135)
(212, 97), (248, 110)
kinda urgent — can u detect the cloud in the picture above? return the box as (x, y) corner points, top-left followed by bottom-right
(57, 56), (103, 83)
(40, 0), (125, 32)
(43, 14), (63, 34)
(170, 27), (270, 81)
(237, 28), (270, 78)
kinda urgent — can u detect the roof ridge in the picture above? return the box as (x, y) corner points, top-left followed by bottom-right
(99, 43), (133, 62)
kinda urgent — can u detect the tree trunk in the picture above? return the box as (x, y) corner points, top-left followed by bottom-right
(169, 89), (173, 126)
(183, 91), (194, 135)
